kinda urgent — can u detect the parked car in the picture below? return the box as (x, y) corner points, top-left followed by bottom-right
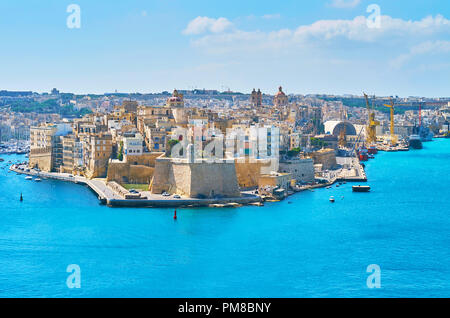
(129, 189), (138, 194)
(173, 194), (181, 199)
(162, 192), (170, 197)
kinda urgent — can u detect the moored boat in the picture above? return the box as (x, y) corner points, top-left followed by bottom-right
(368, 145), (378, 155)
(352, 185), (371, 192)
(357, 147), (369, 161)
(409, 134), (423, 149)
(329, 196), (335, 203)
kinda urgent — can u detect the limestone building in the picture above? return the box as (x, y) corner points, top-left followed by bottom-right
(250, 89), (262, 107)
(273, 86), (288, 108)
(29, 123), (72, 172)
(150, 147), (241, 199)
(279, 158), (315, 184)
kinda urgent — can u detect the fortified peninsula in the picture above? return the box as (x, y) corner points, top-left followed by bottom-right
(5, 87), (449, 207)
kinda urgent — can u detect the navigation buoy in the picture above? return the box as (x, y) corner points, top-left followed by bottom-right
(20, 193), (23, 202)
(174, 210), (177, 220)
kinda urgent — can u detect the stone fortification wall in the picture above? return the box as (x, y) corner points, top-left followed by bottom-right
(29, 147), (52, 172)
(151, 158), (240, 198)
(107, 161), (154, 185)
(279, 158), (315, 183)
(309, 149), (337, 170)
(234, 159), (271, 189)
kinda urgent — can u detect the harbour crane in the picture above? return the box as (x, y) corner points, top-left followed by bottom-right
(383, 98), (397, 146)
(338, 104), (347, 148)
(364, 93), (380, 144)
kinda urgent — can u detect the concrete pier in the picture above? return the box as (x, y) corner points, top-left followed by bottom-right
(10, 164), (261, 208)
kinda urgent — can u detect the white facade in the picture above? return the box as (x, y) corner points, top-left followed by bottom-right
(123, 133), (144, 158)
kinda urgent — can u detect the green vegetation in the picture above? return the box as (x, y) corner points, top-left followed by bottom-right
(121, 184), (149, 191)
(167, 139), (180, 148)
(6, 99), (92, 117)
(117, 141), (124, 161)
(287, 147), (301, 157)
(166, 139), (180, 157)
(310, 137), (328, 148)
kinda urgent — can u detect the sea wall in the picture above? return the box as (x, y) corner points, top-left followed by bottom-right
(29, 147), (52, 172)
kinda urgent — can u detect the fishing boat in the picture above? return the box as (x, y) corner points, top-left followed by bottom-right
(367, 145), (378, 155)
(352, 185), (371, 192)
(357, 147), (369, 161)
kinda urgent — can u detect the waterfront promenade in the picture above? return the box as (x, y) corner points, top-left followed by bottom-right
(10, 164), (261, 208)
(9, 153), (367, 208)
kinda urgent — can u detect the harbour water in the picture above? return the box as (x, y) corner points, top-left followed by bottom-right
(0, 139), (449, 298)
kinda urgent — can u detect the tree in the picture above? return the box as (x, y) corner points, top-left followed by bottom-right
(166, 139), (180, 157)
(117, 141), (124, 161)
(287, 147), (301, 157)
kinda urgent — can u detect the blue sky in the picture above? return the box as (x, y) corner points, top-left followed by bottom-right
(0, 0), (449, 97)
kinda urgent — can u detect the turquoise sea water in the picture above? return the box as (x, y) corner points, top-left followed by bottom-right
(0, 139), (449, 298)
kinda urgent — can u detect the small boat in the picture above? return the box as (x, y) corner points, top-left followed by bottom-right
(34, 178), (42, 182)
(329, 196), (335, 203)
(368, 146), (378, 155)
(25, 176), (33, 180)
(352, 185), (371, 192)
(336, 184), (340, 188)
(409, 134), (423, 149)
(326, 186), (332, 189)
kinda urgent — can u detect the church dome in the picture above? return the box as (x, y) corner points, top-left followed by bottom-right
(275, 86), (286, 97)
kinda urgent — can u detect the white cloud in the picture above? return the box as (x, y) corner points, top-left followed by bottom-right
(182, 16), (233, 35)
(329, 0), (361, 8)
(262, 14), (281, 20)
(186, 14), (450, 50)
(390, 40), (450, 68)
